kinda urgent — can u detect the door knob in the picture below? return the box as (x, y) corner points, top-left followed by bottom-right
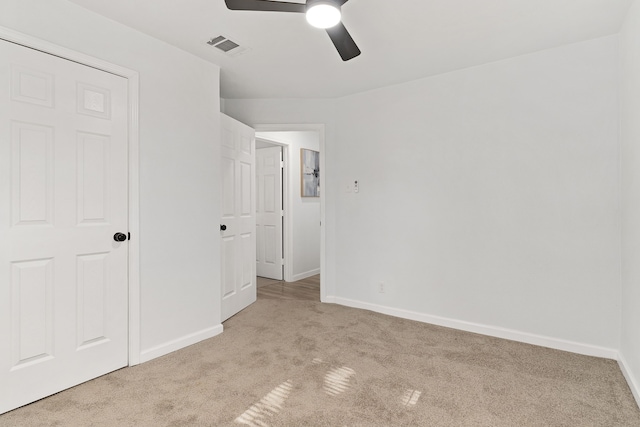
(220, 224), (227, 231)
(113, 232), (127, 242)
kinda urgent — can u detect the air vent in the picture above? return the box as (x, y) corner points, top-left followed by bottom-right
(215, 40), (239, 52)
(207, 36), (249, 57)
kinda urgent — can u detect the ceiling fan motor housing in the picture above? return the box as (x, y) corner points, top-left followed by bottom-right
(305, 0), (342, 11)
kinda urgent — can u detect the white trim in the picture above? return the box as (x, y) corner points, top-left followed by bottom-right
(618, 352), (640, 407)
(292, 268), (321, 282)
(139, 325), (224, 363)
(127, 75), (141, 366)
(254, 124), (326, 302)
(331, 296), (619, 360)
(0, 27), (142, 366)
(282, 144), (292, 282)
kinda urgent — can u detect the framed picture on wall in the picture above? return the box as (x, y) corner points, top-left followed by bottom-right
(301, 148), (320, 197)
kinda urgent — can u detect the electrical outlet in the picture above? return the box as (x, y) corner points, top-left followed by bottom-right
(378, 282), (385, 293)
(354, 180), (359, 193)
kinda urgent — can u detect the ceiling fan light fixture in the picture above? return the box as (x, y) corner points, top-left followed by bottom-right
(224, 0), (360, 61)
(306, 2), (341, 29)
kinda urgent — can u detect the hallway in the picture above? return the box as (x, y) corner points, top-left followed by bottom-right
(257, 275), (320, 301)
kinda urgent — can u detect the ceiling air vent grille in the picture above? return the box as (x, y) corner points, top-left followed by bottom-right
(207, 36), (248, 57)
(215, 40), (239, 52)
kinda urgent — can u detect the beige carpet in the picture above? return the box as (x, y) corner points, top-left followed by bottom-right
(2, 299), (639, 426)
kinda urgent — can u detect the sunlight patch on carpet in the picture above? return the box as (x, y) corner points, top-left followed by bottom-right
(401, 389), (422, 407)
(235, 380), (293, 426)
(324, 366), (356, 396)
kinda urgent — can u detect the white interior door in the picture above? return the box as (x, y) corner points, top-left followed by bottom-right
(0, 39), (129, 414)
(221, 114), (256, 322)
(256, 146), (283, 280)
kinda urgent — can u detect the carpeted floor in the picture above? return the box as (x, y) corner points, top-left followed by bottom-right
(2, 298), (639, 426)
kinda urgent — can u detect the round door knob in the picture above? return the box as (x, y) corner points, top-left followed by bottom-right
(114, 232), (127, 242)
(220, 224), (227, 231)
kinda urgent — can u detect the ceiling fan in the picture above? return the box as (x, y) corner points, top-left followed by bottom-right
(224, 0), (361, 61)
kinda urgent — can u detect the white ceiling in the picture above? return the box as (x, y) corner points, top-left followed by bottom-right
(68, 0), (633, 99)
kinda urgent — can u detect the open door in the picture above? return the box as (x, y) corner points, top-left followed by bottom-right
(220, 114), (256, 322)
(256, 146), (284, 280)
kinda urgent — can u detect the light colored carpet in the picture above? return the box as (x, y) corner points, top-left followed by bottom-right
(1, 299), (639, 426)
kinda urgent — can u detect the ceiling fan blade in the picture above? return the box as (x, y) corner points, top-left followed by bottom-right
(326, 22), (361, 61)
(224, 0), (305, 13)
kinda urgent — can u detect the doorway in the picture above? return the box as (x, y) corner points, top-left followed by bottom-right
(254, 126), (325, 301)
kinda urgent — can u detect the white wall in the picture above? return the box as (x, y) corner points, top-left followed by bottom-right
(225, 35), (621, 355)
(1, 0), (223, 360)
(256, 131), (321, 280)
(333, 35), (621, 352)
(620, 0), (640, 403)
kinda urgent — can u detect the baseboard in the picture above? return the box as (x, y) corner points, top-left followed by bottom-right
(618, 352), (640, 408)
(291, 268), (320, 282)
(323, 295), (337, 304)
(139, 324), (224, 363)
(330, 297), (618, 360)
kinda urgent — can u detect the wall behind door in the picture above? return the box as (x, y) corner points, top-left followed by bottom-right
(256, 131), (321, 281)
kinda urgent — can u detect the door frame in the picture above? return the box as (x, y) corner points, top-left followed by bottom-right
(254, 124), (326, 302)
(0, 27), (142, 365)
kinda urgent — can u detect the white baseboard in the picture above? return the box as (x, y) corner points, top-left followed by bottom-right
(291, 268), (320, 282)
(618, 352), (640, 408)
(139, 324), (224, 363)
(330, 297), (618, 360)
